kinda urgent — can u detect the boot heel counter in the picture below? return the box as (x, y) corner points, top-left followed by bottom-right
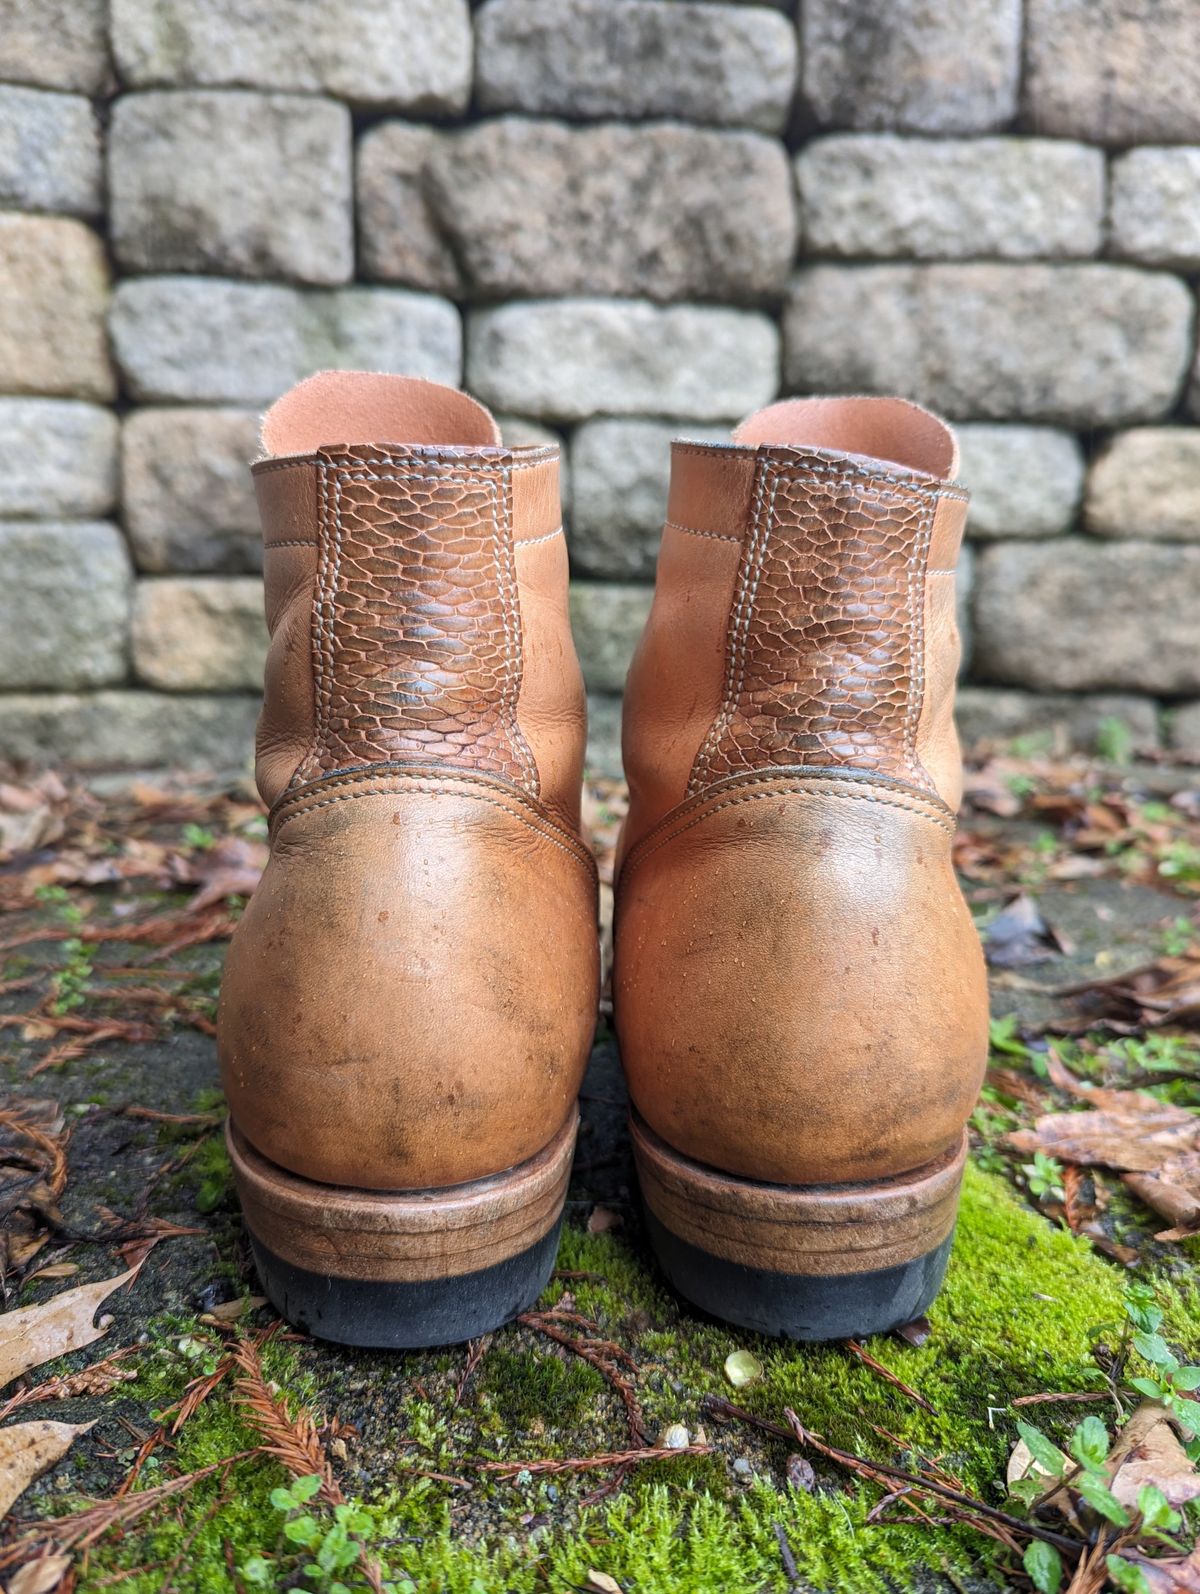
(614, 777), (988, 1187)
(218, 777), (599, 1191)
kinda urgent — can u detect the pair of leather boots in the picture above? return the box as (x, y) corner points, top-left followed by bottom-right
(216, 371), (989, 1348)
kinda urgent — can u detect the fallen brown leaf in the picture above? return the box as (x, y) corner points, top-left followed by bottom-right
(6, 1552), (73, 1594)
(0, 1102), (67, 1284)
(1124, 1547), (1200, 1593)
(1007, 1059), (1200, 1239)
(0, 1420), (93, 1520)
(0, 1268), (138, 1389)
(1107, 1401), (1200, 1512)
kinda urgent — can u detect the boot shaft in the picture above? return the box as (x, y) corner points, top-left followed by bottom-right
(622, 397), (969, 853)
(251, 372), (585, 827)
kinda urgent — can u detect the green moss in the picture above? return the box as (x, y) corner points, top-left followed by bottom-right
(479, 1346), (605, 1428)
(68, 1167), (1198, 1594)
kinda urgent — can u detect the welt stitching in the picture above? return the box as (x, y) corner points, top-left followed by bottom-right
(664, 518), (742, 545)
(264, 538), (318, 549)
(274, 782), (591, 868)
(689, 458), (773, 793)
(622, 784), (955, 882)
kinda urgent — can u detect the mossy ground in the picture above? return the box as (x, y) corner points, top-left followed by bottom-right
(47, 1161), (1193, 1594)
(2, 768), (1199, 1592)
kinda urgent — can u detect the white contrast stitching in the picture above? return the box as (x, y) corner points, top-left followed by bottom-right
(274, 780), (592, 869)
(688, 459), (776, 794)
(513, 525), (564, 548)
(621, 780), (955, 884)
(664, 519), (742, 545)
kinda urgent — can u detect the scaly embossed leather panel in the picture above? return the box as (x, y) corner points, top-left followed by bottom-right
(691, 450), (958, 794)
(294, 443), (537, 792)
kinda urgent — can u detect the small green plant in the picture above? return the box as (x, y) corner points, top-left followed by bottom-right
(1095, 717), (1135, 765)
(34, 882), (83, 924)
(34, 883), (96, 1015)
(182, 822), (217, 850)
(1158, 838), (1200, 886)
(989, 1014), (1032, 1060)
(1158, 916), (1196, 957)
(50, 936), (95, 1015)
(191, 1135), (234, 1214)
(1022, 1151), (1066, 1204)
(244, 1476), (412, 1594)
(1011, 1411), (1189, 1594)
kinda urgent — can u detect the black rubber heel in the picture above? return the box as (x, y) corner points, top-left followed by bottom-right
(644, 1207), (955, 1341)
(247, 1217), (564, 1350)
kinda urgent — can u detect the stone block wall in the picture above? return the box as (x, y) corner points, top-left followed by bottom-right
(2, 0), (1199, 775)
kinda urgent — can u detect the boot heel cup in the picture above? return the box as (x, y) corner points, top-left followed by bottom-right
(631, 1112), (965, 1341)
(226, 1114), (577, 1348)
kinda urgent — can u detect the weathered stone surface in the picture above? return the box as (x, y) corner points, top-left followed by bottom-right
(569, 583), (653, 694)
(957, 688), (1161, 754)
(475, 0), (797, 133)
(0, 400), (117, 520)
(956, 425), (1085, 540)
(0, 86), (102, 216)
(421, 119), (794, 303)
(1110, 149), (1200, 269)
(357, 124), (463, 295)
(110, 278), (461, 405)
(1168, 703), (1200, 754)
(468, 300), (778, 423)
(0, 216), (114, 401)
(570, 419), (731, 579)
(123, 409), (263, 573)
(1085, 430), (1200, 542)
(0, 522), (131, 690)
(785, 265), (1193, 427)
(1026, 0), (1200, 145)
(0, 0), (108, 93)
(0, 692), (259, 769)
(110, 0), (472, 113)
(800, 0), (1021, 133)
(586, 693), (623, 777)
(133, 578), (268, 691)
(110, 92), (353, 286)
(974, 539), (1200, 693)
(796, 136), (1103, 260)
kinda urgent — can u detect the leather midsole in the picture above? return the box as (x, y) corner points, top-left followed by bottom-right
(228, 1113), (577, 1284)
(631, 1111), (965, 1277)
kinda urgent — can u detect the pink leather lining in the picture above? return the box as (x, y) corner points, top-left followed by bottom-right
(733, 396), (958, 480)
(260, 370), (502, 457)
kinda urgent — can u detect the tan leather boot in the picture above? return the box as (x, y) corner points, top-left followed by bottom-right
(615, 397), (988, 1339)
(217, 371), (599, 1347)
